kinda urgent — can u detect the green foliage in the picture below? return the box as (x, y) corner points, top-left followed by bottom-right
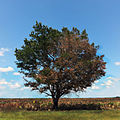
(15, 21), (106, 109)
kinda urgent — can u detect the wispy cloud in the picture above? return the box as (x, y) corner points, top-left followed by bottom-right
(105, 80), (112, 86)
(91, 85), (100, 90)
(101, 80), (113, 88)
(0, 79), (8, 85)
(0, 79), (21, 89)
(0, 86), (6, 89)
(9, 83), (21, 89)
(115, 62), (120, 66)
(0, 67), (14, 72)
(107, 77), (120, 81)
(20, 87), (30, 91)
(0, 48), (9, 56)
(94, 80), (99, 83)
(90, 80), (100, 90)
(13, 72), (20, 76)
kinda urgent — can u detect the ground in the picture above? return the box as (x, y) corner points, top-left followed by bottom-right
(0, 110), (120, 120)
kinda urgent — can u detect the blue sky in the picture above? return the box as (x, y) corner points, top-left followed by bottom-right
(0, 0), (120, 98)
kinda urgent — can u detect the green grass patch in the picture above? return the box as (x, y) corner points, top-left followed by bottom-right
(0, 110), (120, 120)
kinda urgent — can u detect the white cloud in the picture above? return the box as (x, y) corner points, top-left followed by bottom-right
(101, 83), (105, 86)
(0, 79), (21, 89)
(0, 52), (4, 56)
(0, 79), (7, 89)
(0, 86), (6, 89)
(10, 80), (15, 82)
(107, 77), (120, 81)
(101, 80), (113, 88)
(106, 86), (110, 88)
(91, 80), (100, 90)
(107, 77), (112, 80)
(94, 80), (99, 83)
(115, 62), (120, 66)
(0, 79), (8, 85)
(0, 67), (14, 72)
(13, 72), (20, 76)
(0, 48), (9, 56)
(106, 80), (112, 86)
(20, 87), (30, 91)
(9, 83), (21, 89)
(91, 85), (100, 90)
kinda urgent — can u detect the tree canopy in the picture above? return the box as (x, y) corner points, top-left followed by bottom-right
(15, 21), (106, 109)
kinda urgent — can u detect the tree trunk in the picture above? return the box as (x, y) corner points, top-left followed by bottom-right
(53, 98), (59, 110)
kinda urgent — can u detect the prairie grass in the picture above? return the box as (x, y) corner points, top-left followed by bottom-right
(0, 110), (120, 120)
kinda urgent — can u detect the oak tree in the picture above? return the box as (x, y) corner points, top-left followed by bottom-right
(15, 21), (106, 109)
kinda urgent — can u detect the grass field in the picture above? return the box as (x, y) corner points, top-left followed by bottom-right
(0, 110), (120, 120)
